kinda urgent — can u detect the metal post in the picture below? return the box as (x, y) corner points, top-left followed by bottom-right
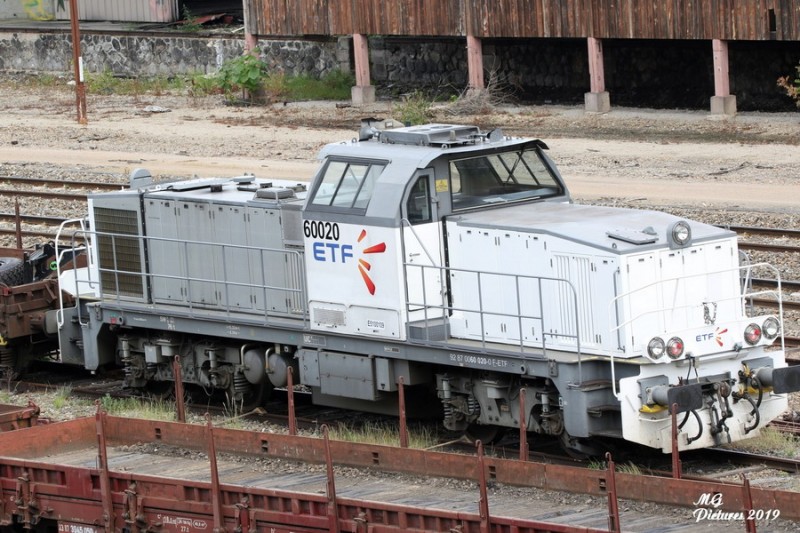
(68, 0), (87, 124)
(322, 425), (341, 533)
(605, 452), (621, 533)
(519, 388), (528, 461)
(476, 441), (491, 533)
(95, 403), (114, 531)
(398, 376), (408, 448)
(173, 356), (186, 423)
(13, 199), (22, 249)
(287, 366), (296, 436)
(742, 475), (757, 533)
(671, 403), (682, 479)
(206, 414), (226, 533)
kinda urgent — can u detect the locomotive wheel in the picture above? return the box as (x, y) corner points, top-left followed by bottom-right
(0, 257), (25, 287)
(144, 380), (175, 400)
(463, 423), (504, 445)
(230, 379), (273, 413)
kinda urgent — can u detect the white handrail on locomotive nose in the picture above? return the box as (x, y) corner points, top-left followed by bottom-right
(606, 261), (784, 400)
(54, 217), (98, 330)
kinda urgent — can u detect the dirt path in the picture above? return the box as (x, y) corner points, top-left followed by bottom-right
(1, 84), (799, 213)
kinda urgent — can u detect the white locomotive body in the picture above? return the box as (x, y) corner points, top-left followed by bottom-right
(54, 123), (799, 454)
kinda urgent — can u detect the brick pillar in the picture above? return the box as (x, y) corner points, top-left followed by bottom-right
(584, 37), (610, 113)
(467, 35), (484, 91)
(710, 39), (737, 115)
(351, 33), (375, 105)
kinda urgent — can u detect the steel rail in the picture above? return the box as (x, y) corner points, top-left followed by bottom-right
(0, 188), (89, 200)
(0, 213), (72, 225)
(724, 225), (800, 239)
(697, 447), (800, 474)
(739, 241), (800, 254)
(0, 175), (126, 190)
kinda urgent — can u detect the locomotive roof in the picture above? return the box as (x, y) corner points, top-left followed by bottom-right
(318, 123), (543, 169)
(451, 202), (735, 254)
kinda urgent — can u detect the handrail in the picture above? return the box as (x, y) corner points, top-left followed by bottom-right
(609, 262), (783, 334)
(54, 218), (94, 329)
(606, 262), (784, 400)
(68, 228), (309, 327)
(403, 261), (584, 381)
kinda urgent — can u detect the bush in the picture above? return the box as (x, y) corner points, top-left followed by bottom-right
(393, 90), (434, 125)
(216, 51), (269, 100)
(777, 62), (800, 108)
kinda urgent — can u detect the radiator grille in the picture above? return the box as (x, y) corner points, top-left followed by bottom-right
(93, 207), (145, 299)
(553, 254), (595, 345)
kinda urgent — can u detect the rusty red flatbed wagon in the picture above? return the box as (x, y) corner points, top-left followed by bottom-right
(0, 402), (42, 432)
(0, 412), (797, 532)
(0, 412), (616, 533)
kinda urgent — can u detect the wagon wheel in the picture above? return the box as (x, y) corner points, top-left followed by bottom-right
(0, 257), (25, 287)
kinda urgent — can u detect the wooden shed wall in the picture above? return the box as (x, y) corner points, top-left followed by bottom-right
(252, 0), (800, 40)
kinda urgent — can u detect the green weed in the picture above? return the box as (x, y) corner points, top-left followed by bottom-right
(325, 420), (438, 449)
(393, 90), (434, 125)
(100, 394), (175, 421)
(52, 385), (72, 409)
(727, 426), (798, 457)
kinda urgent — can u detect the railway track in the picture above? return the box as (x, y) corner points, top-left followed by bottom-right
(0, 175), (127, 191)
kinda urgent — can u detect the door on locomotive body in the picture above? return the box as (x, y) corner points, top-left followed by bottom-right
(401, 171), (446, 326)
(304, 157), (405, 340)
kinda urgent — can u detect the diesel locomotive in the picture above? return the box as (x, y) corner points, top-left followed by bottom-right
(42, 122), (798, 454)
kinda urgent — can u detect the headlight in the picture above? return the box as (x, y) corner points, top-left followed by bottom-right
(670, 220), (692, 247)
(744, 323), (762, 345)
(648, 337), (666, 359)
(667, 337), (684, 359)
(762, 317), (780, 340)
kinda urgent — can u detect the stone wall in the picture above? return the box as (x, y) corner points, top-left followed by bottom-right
(367, 36), (800, 111)
(0, 28), (798, 111)
(0, 31), (344, 78)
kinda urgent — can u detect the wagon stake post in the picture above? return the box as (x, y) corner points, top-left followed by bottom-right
(605, 452), (621, 533)
(322, 425), (341, 533)
(174, 355), (186, 423)
(287, 365), (296, 435)
(398, 375), (408, 448)
(94, 402), (114, 530)
(742, 475), (757, 533)
(205, 414), (226, 533)
(476, 441), (492, 533)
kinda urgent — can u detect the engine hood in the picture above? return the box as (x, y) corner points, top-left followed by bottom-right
(447, 202), (735, 254)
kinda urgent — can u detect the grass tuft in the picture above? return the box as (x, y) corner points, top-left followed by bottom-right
(326, 420), (439, 449)
(100, 394), (175, 421)
(726, 426), (798, 457)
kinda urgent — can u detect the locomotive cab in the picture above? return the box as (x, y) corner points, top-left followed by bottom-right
(302, 124), (568, 342)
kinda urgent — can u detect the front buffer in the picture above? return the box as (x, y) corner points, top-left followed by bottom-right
(620, 346), (799, 452)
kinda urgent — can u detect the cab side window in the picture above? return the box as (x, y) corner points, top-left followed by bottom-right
(406, 177), (432, 224)
(310, 159), (386, 212)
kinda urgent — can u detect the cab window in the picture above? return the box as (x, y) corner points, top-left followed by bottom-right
(449, 148), (563, 211)
(406, 177), (432, 224)
(310, 159), (386, 211)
